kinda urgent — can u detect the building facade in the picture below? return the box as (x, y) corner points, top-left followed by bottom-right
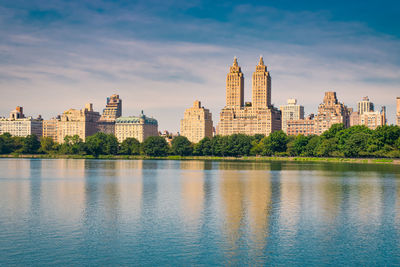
(58, 103), (100, 143)
(115, 111), (158, 142)
(357, 96), (374, 115)
(180, 100), (213, 143)
(218, 57), (281, 136)
(359, 106), (386, 130)
(98, 94), (122, 134)
(314, 92), (351, 135)
(287, 114), (315, 136)
(42, 118), (60, 142)
(0, 107), (42, 137)
(280, 99), (304, 133)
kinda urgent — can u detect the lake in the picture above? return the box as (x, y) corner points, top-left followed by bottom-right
(0, 159), (400, 266)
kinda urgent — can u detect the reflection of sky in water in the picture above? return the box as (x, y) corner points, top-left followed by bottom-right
(0, 159), (400, 265)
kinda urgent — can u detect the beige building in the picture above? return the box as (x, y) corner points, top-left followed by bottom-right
(280, 99), (304, 133)
(58, 103), (100, 143)
(314, 92), (351, 135)
(397, 97), (400, 126)
(359, 107), (386, 130)
(218, 57), (281, 136)
(357, 96), (374, 115)
(98, 94), (122, 134)
(42, 118), (60, 142)
(180, 100), (213, 143)
(287, 114), (315, 136)
(0, 107), (43, 137)
(115, 111), (158, 142)
(350, 97), (386, 129)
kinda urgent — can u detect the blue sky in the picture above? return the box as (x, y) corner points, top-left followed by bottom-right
(1, 0), (399, 131)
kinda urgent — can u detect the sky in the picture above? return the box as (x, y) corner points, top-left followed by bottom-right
(0, 0), (399, 131)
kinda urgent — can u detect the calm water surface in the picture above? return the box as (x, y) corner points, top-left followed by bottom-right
(1, 159), (400, 266)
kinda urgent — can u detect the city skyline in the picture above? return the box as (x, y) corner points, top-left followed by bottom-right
(1, 1), (400, 131)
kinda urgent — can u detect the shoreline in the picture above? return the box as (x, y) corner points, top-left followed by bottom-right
(0, 154), (399, 165)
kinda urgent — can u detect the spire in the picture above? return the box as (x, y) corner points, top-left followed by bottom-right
(258, 55), (264, 66)
(233, 56), (238, 66)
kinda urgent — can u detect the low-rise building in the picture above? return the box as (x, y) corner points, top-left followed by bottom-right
(0, 107), (42, 137)
(115, 111), (158, 142)
(287, 114), (315, 136)
(359, 107), (386, 130)
(180, 100), (213, 143)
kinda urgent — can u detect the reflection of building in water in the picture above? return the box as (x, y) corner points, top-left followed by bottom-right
(43, 159), (86, 224)
(220, 169), (246, 264)
(279, 170), (301, 238)
(180, 161), (205, 226)
(114, 160), (143, 219)
(246, 171), (271, 262)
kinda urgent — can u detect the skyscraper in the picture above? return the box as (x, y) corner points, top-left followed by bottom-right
(218, 57), (281, 136)
(280, 99), (304, 133)
(357, 96), (374, 115)
(252, 56), (271, 108)
(226, 57), (244, 108)
(180, 100), (213, 143)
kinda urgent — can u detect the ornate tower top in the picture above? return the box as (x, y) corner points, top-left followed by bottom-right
(229, 57), (242, 73)
(233, 56), (238, 66)
(255, 56), (267, 72)
(258, 55), (264, 66)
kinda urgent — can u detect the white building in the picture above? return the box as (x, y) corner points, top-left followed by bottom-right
(0, 107), (43, 137)
(280, 99), (304, 133)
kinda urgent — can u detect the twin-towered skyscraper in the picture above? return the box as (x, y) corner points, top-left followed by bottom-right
(218, 56), (281, 136)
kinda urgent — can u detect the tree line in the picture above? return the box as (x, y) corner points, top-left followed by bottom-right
(0, 124), (400, 158)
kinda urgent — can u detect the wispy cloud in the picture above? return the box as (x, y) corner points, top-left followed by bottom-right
(0, 1), (399, 130)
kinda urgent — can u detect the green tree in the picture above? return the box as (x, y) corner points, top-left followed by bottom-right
(22, 134), (40, 154)
(142, 136), (169, 156)
(120, 137), (141, 155)
(343, 132), (370, 157)
(39, 137), (57, 154)
(211, 135), (229, 156)
(60, 135), (86, 155)
(226, 134), (254, 156)
(0, 133), (14, 154)
(321, 123), (345, 139)
(193, 137), (212, 156)
(85, 132), (119, 156)
(315, 138), (337, 157)
(171, 136), (193, 156)
(287, 135), (309, 156)
(261, 131), (288, 156)
(303, 136), (321, 156)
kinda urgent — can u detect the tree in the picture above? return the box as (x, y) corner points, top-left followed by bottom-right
(39, 137), (57, 154)
(120, 137), (141, 155)
(171, 136), (193, 156)
(303, 136), (321, 156)
(287, 135), (309, 156)
(343, 132), (370, 157)
(315, 138), (337, 157)
(193, 137), (212, 156)
(321, 123), (345, 139)
(261, 131), (288, 156)
(22, 134), (40, 154)
(0, 133), (14, 154)
(142, 136), (169, 156)
(226, 134), (254, 156)
(211, 135), (229, 156)
(60, 135), (86, 155)
(85, 132), (119, 156)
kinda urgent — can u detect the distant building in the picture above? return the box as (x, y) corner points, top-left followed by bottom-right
(42, 117), (60, 142)
(280, 98), (304, 133)
(357, 96), (374, 115)
(0, 106), (43, 137)
(350, 96), (386, 129)
(218, 57), (281, 136)
(397, 97), (400, 126)
(314, 92), (351, 135)
(180, 100), (213, 143)
(115, 111), (158, 142)
(359, 106), (386, 130)
(58, 103), (100, 143)
(287, 114), (315, 136)
(98, 94), (122, 134)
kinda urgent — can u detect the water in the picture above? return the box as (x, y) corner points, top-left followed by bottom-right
(0, 159), (400, 266)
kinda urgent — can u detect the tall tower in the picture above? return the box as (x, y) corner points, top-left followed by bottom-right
(252, 56), (271, 108)
(226, 57), (244, 108)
